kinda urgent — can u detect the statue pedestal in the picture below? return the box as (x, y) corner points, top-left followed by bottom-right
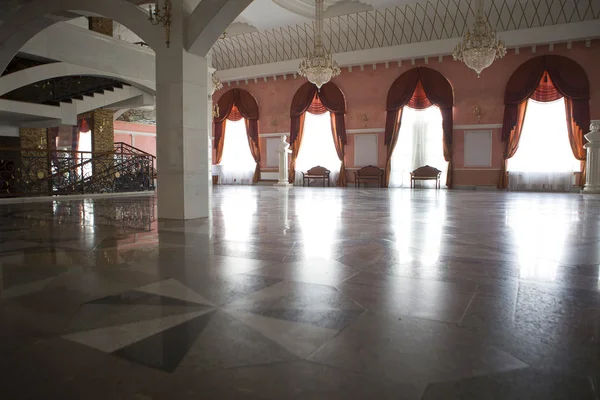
(583, 121), (600, 194)
(275, 181), (294, 187)
(275, 135), (293, 187)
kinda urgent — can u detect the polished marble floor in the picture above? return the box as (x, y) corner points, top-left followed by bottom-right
(1, 186), (599, 399)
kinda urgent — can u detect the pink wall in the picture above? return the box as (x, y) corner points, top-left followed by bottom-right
(213, 40), (600, 186)
(114, 121), (157, 158)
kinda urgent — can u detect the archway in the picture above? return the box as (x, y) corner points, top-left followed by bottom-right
(0, 0), (253, 219)
(289, 81), (347, 186)
(0, 0), (164, 74)
(0, 63), (156, 97)
(213, 88), (260, 184)
(499, 55), (590, 191)
(384, 67), (454, 188)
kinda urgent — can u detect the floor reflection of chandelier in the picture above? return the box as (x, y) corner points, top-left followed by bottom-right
(453, 0), (506, 77)
(298, 0), (340, 88)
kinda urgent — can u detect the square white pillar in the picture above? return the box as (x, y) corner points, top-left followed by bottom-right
(156, 48), (212, 219)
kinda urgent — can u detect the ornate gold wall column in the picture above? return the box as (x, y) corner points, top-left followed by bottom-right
(88, 17), (113, 37)
(19, 128), (49, 194)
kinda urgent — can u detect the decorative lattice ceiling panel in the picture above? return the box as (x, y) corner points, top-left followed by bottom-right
(211, 0), (600, 70)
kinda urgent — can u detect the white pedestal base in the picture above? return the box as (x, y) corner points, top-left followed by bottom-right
(582, 186), (600, 194)
(583, 121), (600, 195)
(274, 181), (293, 187)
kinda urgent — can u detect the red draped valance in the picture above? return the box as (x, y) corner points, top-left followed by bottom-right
(214, 88), (259, 146)
(290, 82), (347, 145)
(289, 81), (348, 186)
(499, 55), (590, 189)
(502, 55), (590, 141)
(530, 71), (562, 103)
(213, 88), (261, 182)
(227, 106), (244, 122)
(384, 67), (454, 188)
(307, 96), (328, 115)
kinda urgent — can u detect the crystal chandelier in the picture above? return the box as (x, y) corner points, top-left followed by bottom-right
(453, 0), (506, 77)
(148, 0), (172, 48)
(298, 0), (340, 89)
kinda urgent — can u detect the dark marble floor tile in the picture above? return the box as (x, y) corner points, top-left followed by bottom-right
(511, 282), (600, 346)
(87, 290), (204, 307)
(246, 258), (358, 286)
(0, 263), (69, 289)
(309, 312), (527, 385)
(113, 311), (216, 372)
(459, 293), (518, 332)
(339, 272), (476, 323)
(226, 280), (363, 312)
(176, 311), (298, 373)
(2, 187), (600, 398)
(0, 337), (167, 400)
(64, 303), (211, 332)
(167, 361), (420, 400)
(421, 369), (596, 400)
(236, 308), (364, 330)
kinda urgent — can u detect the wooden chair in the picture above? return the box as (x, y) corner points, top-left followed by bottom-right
(354, 165), (384, 188)
(410, 165), (442, 189)
(302, 166), (331, 187)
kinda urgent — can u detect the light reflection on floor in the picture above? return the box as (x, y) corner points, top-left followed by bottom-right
(0, 187), (599, 399)
(506, 197), (577, 282)
(296, 190), (342, 260)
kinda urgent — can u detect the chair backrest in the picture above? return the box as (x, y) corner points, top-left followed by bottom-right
(306, 165), (330, 175)
(356, 165), (383, 177)
(411, 165), (441, 177)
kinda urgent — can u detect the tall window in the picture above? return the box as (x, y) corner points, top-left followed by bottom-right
(389, 106), (446, 188)
(77, 129), (92, 178)
(508, 98), (580, 191)
(294, 111), (341, 185)
(219, 118), (256, 185)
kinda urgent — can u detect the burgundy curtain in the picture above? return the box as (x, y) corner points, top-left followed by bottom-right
(213, 89), (261, 182)
(499, 101), (528, 188)
(384, 108), (403, 186)
(289, 114), (306, 184)
(500, 55), (590, 188)
(73, 116), (91, 152)
(47, 127), (59, 151)
(289, 81), (347, 186)
(384, 67), (454, 187)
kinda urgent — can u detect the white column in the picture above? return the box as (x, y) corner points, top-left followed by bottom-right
(583, 120), (600, 194)
(155, 0), (211, 219)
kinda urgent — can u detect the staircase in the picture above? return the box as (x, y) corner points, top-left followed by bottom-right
(0, 143), (156, 198)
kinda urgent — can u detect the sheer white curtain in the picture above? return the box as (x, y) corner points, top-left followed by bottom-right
(508, 98), (579, 192)
(219, 118), (256, 185)
(389, 106), (446, 188)
(77, 130), (92, 178)
(294, 111), (341, 185)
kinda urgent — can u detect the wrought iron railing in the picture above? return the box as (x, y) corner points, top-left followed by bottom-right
(0, 143), (156, 198)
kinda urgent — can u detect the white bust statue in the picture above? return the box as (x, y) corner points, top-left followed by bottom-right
(277, 134), (292, 154)
(275, 135), (292, 186)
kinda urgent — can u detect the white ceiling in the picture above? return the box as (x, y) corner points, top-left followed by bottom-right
(231, 0), (407, 32)
(213, 0), (600, 71)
